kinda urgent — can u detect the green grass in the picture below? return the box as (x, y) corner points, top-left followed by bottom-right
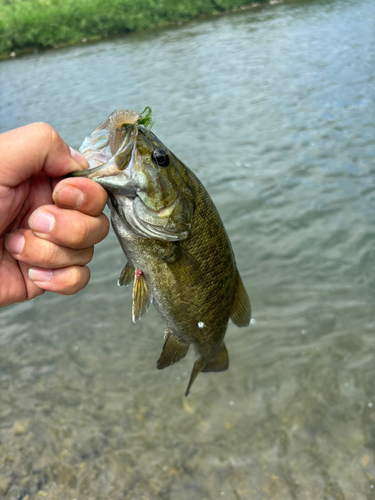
(0, 0), (267, 58)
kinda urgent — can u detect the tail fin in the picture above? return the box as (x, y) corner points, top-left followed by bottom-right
(185, 361), (202, 397)
(202, 343), (229, 372)
(185, 344), (229, 396)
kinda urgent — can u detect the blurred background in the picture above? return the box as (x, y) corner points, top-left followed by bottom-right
(0, 0), (375, 498)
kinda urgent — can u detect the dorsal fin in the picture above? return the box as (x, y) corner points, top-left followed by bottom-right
(132, 271), (152, 323)
(230, 269), (251, 327)
(117, 262), (134, 287)
(201, 343), (229, 372)
(157, 330), (189, 370)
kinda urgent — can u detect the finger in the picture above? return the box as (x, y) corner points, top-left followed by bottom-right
(52, 177), (108, 216)
(0, 256), (45, 307)
(0, 124), (89, 187)
(28, 206), (109, 249)
(5, 229), (94, 268)
(28, 265), (91, 295)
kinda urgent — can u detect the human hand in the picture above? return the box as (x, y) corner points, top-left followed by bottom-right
(0, 123), (109, 308)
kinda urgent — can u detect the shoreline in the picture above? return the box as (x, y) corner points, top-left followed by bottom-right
(0, 0), (272, 60)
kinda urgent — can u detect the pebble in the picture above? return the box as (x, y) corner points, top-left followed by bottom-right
(13, 420), (30, 435)
(0, 476), (11, 495)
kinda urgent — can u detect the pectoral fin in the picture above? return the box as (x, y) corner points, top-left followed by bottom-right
(132, 271), (152, 323)
(230, 269), (251, 327)
(166, 245), (200, 285)
(118, 262), (134, 287)
(157, 330), (189, 369)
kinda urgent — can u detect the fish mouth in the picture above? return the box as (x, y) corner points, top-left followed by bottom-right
(69, 109), (194, 242)
(69, 122), (138, 193)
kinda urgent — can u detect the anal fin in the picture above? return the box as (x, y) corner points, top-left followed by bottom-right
(202, 343), (229, 372)
(230, 269), (251, 327)
(132, 270), (152, 323)
(157, 330), (189, 370)
(118, 262), (134, 287)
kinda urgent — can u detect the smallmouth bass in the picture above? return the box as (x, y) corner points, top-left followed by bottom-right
(73, 109), (251, 396)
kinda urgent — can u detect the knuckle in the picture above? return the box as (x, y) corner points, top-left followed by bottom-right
(0, 286), (25, 307)
(82, 247), (94, 264)
(69, 268), (82, 292)
(65, 266), (90, 295)
(67, 216), (93, 248)
(100, 214), (110, 238)
(70, 221), (89, 247)
(23, 234), (56, 265)
(36, 122), (57, 145)
(39, 241), (58, 264)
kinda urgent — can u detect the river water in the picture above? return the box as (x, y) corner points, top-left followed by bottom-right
(1, 0), (375, 498)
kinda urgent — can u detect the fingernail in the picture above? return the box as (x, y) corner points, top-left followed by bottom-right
(70, 147), (88, 169)
(29, 267), (53, 283)
(5, 233), (25, 254)
(53, 184), (84, 208)
(29, 210), (55, 234)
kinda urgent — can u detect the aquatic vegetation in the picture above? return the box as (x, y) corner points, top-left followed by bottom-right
(138, 107), (154, 130)
(0, 0), (267, 58)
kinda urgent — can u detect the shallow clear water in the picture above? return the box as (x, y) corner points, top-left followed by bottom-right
(1, 0), (375, 498)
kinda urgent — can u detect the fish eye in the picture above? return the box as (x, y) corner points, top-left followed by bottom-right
(152, 148), (170, 167)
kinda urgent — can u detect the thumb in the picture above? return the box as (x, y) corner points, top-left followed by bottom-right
(0, 123), (88, 188)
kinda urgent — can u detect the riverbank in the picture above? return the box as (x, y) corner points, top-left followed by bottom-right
(0, 0), (269, 60)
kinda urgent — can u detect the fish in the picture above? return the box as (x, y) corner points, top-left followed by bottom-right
(72, 108), (251, 396)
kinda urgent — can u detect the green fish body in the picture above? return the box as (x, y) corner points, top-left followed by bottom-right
(75, 109), (251, 395)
